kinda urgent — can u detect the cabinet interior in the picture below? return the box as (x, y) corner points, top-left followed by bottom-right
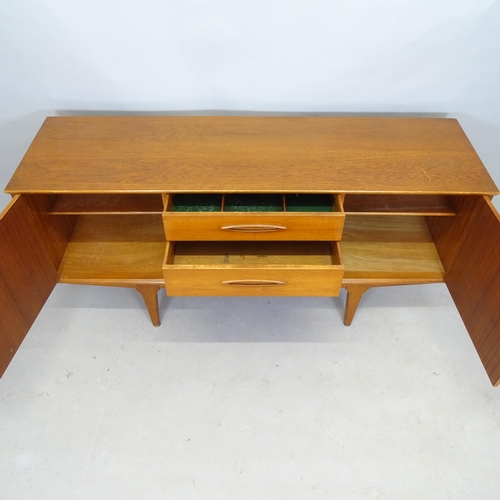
(343, 194), (456, 215)
(341, 215), (444, 279)
(48, 193), (164, 214)
(57, 214), (165, 281)
(30, 193), (456, 283)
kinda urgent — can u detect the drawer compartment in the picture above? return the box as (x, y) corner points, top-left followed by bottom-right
(163, 241), (344, 296)
(162, 194), (345, 241)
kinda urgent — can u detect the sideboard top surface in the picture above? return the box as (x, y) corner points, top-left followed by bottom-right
(5, 116), (499, 195)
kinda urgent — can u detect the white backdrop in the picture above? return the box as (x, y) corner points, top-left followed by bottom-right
(1, 0), (499, 207)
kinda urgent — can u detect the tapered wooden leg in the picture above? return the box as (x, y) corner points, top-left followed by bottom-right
(343, 284), (371, 326)
(134, 285), (161, 326)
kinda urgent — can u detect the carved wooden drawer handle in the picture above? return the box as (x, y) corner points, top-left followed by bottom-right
(221, 280), (287, 286)
(221, 224), (287, 232)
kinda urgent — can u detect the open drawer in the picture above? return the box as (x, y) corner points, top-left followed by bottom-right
(162, 193), (345, 241)
(163, 240), (344, 296)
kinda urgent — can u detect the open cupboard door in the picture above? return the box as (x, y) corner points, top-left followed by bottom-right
(0, 195), (58, 376)
(428, 196), (500, 386)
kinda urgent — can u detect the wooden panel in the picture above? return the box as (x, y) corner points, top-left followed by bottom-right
(344, 194), (455, 215)
(6, 117), (498, 195)
(24, 194), (77, 269)
(0, 196), (58, 376)
(49, 193), (164, 214)
(163, 241), (344, 296)
(164, 268), (343, 296)
(58, 214), (165, 282)
(163, 212), (345, 241)
(438, 196), (500, 386)
(341, 215), (444, 279)
(426, 196), (477, 270)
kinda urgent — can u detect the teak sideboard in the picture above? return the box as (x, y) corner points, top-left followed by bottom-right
(1, 116), (500, 385)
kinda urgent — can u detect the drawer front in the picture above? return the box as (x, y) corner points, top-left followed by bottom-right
(163, 212), (345, 241)
(163, 267), (344, 296)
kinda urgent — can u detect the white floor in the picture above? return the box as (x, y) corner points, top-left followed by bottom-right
(1, 283), (499, 499)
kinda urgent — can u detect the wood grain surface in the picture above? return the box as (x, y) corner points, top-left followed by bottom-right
(341, 215), (445, 279)
(163, 212), (345, 241)
(0, 196), (58, 376)
(6, 116), (498, 195)
(58, 214), (165, 281)
(434, 196), (500, 386)
(163, 241), (344, 296)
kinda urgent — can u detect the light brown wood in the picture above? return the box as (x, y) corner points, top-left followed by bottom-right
(2, 116), (500, 385)
(163, 195), (344, 241)
(163, 241), (344, 296)
(167, 241), (338, 265)
(431, 196), (500, 386)
(24, 194), (77, 269)
(344, 194), (456, 215)
(6, 117), (498, 195)
(426, 196), (477, 270)
(163, 212), (345, 241)
(49, 193), (164, 214)
(0, 196), (58, 376)
(162, 193), (344, 241)
(341, 215), (445, 279)
(342, 278), (444, 326)
(134, 285), (161, 326)
(58, 214), (165, 281)
(163, 268), (344, 296)
(344, 284), (371, 326)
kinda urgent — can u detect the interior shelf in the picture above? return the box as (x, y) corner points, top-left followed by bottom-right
(58, 214), (166, 281)
(49, 194), (164, 214)
(54, 199), (445, 282)
(340, 215), (445, 279)
(343, 194), (456, 215)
